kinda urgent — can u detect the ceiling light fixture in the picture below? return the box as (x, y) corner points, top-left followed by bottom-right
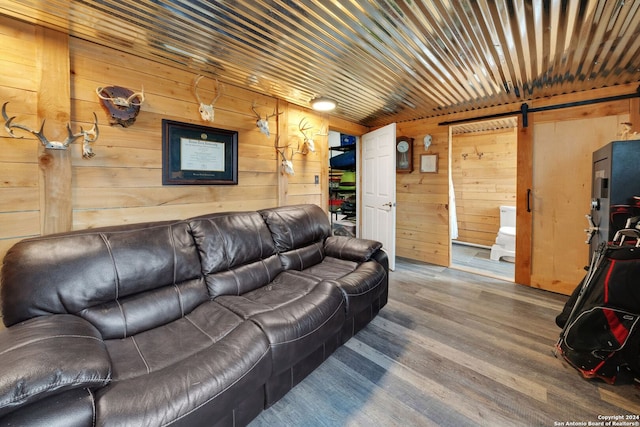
(310, 97), (337, 111)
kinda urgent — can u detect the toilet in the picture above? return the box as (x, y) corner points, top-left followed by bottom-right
(490, 206), (516, 262)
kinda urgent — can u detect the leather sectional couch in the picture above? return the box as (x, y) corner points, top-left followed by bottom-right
(0, 204), (388, 426)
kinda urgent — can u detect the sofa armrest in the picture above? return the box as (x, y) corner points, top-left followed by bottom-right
(0, 314), (111, 418)
(371, 248), (389, 272)
(324, 236), (383, 263)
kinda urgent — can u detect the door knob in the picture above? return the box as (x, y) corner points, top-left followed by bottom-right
(382, 202), (395, 208)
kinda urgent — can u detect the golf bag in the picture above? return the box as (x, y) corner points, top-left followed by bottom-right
(555, 243), (640, 384)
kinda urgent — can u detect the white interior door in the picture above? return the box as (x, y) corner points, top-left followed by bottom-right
(361, 123), (397, 270)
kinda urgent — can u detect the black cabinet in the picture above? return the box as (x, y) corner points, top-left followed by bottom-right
(589, 140), (640, 256)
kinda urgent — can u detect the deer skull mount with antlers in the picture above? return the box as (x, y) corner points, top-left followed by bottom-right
(298, 117), (317, 154)
(2, 102), (99, 158)
(297, 117), (328, 155)
(252, 102), (281, 137)
(96, 85), (144, 127)
(194, 75), (223, 122)
(274, 136), (295, 176)
(80, 113), (100, 159)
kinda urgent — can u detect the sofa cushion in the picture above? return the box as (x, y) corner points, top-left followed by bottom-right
(189, 211), (282, 297)
(299, 256), (359, 280)
(297, 257), (386, 318)
(103, 301), (243, 380)
(200, 254), (283, 299)
(96, 301), (271, 426)
(274, 241), (325, 271)
(250, 280), (345, 371)
(259, 204), (331, 271)
(1, 221), (203, 330)
(215, 270), (323, 318)
(259, 204), (330, 252)
(216, 273), (345, 372)
(80, 277), (208, 340)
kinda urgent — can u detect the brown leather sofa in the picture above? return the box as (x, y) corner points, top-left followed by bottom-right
(0, 204), (388, 426)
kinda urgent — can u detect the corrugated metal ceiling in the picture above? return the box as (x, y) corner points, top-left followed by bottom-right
(2, 0), (640, 127)
(451, 117), (518, 134)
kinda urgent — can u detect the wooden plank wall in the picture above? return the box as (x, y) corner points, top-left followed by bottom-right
(0, 16), (39, 258)
(281, 104), (328, 207)
(0, 16), (332, 261)
(71, 37), (282, 228)
(395, 122), (450, 266)
(451, 127), (517, 247)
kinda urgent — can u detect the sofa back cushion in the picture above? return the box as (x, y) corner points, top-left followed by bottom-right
(188, 211), (282, 298)
(259, 204), (330, 270)
(1, 221), (206, 338)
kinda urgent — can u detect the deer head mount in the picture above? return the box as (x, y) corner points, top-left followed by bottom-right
(2, 102), (99, 158)
(96, 85), (144, 127)
(252, 102), (281, 137)
(194, 75), (224, 122)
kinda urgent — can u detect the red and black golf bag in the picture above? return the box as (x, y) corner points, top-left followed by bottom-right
(555, 243), (640, 384)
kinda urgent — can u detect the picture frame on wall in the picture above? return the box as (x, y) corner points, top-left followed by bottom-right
(420, 154), (438, 173)
(162, 119), (238, 185)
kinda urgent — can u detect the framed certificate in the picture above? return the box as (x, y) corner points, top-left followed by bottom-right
(420, 154), (438, 173)
(162, 119), (238, 185)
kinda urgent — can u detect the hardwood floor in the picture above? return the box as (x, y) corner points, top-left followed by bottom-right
(451, 241), (515, 282)
(250, 257), (640, 426)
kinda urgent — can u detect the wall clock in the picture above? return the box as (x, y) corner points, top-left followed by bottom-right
(396, 136), (413, 173)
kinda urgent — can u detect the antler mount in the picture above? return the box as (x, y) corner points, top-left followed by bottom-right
(194, 75), (224, 122)
(96, 85), (144, 127)
(2, 102), (99, 158)
(252, 102), (282, 137)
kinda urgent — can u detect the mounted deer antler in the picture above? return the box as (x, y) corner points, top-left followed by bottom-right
(194, 75), (224, 122)
(297, 118), (328, 155)
(274, 135), (295, 175)
(80, 113), (100, 159)
(96, 85), (145, 127)
(252, 102), (281, 137)
(3, 102), (99, 157)
(298, 117), (316, 153)
(96, 85), (144, 108)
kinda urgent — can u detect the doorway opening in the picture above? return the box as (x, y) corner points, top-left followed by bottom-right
(449, 117), (518, 282)
(328, 130), (358, 238)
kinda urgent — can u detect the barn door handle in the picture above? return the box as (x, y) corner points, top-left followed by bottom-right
(527, 189), (532, 212)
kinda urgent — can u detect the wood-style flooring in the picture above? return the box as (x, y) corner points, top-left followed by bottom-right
(250, 257), (640, 426)
(451, 241), (515, 282)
